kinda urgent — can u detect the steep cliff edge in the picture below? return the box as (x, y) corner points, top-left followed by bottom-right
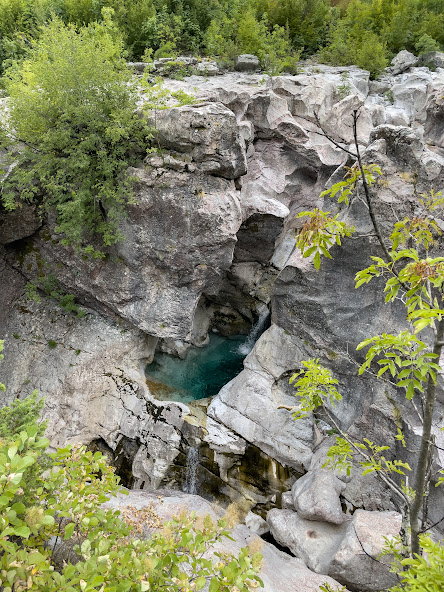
(1, 57), (444, 587)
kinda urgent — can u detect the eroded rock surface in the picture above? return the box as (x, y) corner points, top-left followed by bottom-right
(1, 58), (444, 586)
(291, 469), (346, 525)
(267, 508), (348, 574)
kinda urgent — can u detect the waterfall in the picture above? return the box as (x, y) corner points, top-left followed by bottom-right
(183, 446), (199, 494)
(237, 309), (270, 356)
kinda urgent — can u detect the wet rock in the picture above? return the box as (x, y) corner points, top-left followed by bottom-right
(235, 54), (260, 72)
(291, 469), (346, 525)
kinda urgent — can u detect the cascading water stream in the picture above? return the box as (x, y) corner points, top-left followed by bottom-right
(237, 309), (270, 356)
(183, 446), (199, 494)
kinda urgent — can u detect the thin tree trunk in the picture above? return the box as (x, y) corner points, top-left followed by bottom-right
(410, 316), (444, 555)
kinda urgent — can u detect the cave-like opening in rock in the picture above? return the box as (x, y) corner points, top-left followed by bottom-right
(145, 311), (270, 403)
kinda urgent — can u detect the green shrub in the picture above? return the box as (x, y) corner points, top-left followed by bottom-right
(262, 24), (301, 75)
(1, 11), (153, 254)
(320, 23), (387, 78)
(390, 535), (444, 591)
(0, 390), (45, 438)
(415, 33), (440, 55)
(355, 31), (388, 78)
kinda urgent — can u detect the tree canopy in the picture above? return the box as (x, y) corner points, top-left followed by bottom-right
(0, 0), (442, 77)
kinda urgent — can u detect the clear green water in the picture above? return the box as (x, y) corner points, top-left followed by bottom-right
(145, 333), (248, 404)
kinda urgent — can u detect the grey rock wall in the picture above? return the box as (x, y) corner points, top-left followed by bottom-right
(1, 55), (444, 588)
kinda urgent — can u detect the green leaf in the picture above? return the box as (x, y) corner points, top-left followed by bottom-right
(13, 525), (31, 538)
(7, 446), (18, 460)
(406, 382), (415, 400)
(10, 502), (26, 514)
(64, 522), (75, 540)
(195, 576), (207, 591)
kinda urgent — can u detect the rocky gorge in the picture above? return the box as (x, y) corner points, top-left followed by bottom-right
(1, 50), (444, 591)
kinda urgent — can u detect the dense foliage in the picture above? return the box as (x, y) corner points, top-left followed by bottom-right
(0, 0), (442, 77)
(0, 381), (263, 591)
(0, 12), (153, 253)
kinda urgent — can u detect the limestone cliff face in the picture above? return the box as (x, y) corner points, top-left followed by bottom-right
(1, 58), (444, 549)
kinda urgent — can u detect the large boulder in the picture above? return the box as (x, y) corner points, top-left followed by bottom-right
(309, 438), (395, 513)
(389, 50), (418, 75)
(195, 60), (219, 76)
(235, 54), (260, 72)
(328, 510), (401, 591)
(418, 51), (444, 70)
(291, 469), (346, 525)
(267, 508), (348, 574)
(423, 85), (444, 147)
(208, 324), (314, 472)
(151, 102), (247, 179)
(390, 71), (432, 121)
(268, 506), (402, 590)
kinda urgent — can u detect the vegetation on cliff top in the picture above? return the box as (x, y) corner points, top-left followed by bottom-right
(0, 11), (153, 253)
(0, 0), (443, 250)
(0, 0), (442, 77)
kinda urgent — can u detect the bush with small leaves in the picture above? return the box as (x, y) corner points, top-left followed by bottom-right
(1, 11), (153, 255)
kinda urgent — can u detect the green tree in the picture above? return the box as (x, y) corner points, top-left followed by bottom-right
(0, 11), (153, 254)
(414, 32), (440, 54)
(287, 112), (444, 560)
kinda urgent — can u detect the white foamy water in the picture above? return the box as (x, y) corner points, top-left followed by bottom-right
(238, 310), (270, 356)
(183, 446), (199, 495)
